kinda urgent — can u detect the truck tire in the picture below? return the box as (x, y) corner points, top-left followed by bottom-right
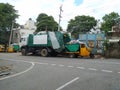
(69, 54), (78, 58)
(21, 48), (27, 56)
(40, 48), (49, 57)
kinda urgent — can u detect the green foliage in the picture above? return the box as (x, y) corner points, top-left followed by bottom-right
(101, 12), (120, 32)
(36, 13), (59, 32)
(0, 3), (19, 45)
(67, 15), (97, 36)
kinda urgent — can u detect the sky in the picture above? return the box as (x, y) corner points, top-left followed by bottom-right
(0, 0), (120, 30)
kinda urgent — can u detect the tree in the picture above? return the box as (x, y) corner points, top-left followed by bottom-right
(67, 15), (97, 38)
(101, 12), (120, 32)
(36, 13), (59, 32)
(0, 3), (19, 50)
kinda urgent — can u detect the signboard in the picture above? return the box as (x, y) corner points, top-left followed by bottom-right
(33, 35), (47, 44)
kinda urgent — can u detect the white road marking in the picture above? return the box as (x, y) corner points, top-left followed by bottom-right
(101, 70), (113, 73)
(68, 66), (74, 68)
(34, 62), (48, 65)
(51, 64), (56, 66)
(0, 62), (34, 81)
(76, 67), (85, 69)
(118, 72), (120, 74)
(1, 58), (33, 64)
(56, 77), (79, 90)
(1, 59), (119, 75)
(59, 65), (64, 67)
(94, 61), (120, 65)
(88, 68), (97, 71)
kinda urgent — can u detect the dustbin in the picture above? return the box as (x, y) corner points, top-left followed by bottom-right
(13, 45), (19, 52)
(8, 46), (14, 52)
(0, 47), (2, 52)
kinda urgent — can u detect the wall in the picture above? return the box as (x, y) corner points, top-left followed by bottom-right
(79, 33), (105, 55)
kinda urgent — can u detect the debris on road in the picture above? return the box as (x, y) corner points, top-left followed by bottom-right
(0, 65), (13, 76)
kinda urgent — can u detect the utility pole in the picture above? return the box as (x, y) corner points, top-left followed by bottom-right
(58, 5), (63, 31)
(8, 20), (14, 47)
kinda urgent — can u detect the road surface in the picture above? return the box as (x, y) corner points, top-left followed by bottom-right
(0, 53), (120, 90)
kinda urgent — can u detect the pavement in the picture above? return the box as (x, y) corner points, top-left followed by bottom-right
(0, 53), (114, 77)
(0, 53), (120, 90)
(0, 53), (34, 78)
(0, 53), (110, 73)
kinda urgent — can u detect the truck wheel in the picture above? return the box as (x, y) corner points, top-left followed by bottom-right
(40, 48), (49, 57)
(21, 48), (27, 56)
(69, 54), (78, 58)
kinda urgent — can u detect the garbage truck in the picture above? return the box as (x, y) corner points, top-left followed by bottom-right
(20, 31), (94, 58)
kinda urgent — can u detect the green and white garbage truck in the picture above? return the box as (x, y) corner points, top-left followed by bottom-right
(20, 31), (68, 56)
(20, 31), (94, 58)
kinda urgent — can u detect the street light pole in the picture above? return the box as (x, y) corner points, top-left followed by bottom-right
(8, 20), (14, 47)
(58, 5), (63, 31)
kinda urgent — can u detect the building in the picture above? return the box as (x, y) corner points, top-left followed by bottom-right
(24, 18), (36, 30)
(105, 25), (120, 58)
(12, 18), (36, 50)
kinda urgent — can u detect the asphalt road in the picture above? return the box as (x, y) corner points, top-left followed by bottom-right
(0, 53), (120, 90)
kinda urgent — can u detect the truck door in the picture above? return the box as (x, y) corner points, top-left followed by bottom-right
(19, 36), (28, 47)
